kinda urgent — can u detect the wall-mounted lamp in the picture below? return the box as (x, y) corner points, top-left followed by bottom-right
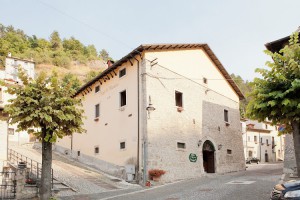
(197, 140), (202, 147)
(218, 144), (223, 150)
(146, 96), (155, 118)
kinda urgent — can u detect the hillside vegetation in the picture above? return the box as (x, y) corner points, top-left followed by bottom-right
(0, 23), (112, 85)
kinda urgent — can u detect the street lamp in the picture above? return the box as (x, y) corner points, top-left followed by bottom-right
(146, 96), (155, 118)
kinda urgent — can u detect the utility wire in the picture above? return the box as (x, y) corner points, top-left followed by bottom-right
(35, 0), (244, 85)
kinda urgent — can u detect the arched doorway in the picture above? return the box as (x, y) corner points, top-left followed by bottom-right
(202, 140), (215, 173)
(265, 153), (269, 162)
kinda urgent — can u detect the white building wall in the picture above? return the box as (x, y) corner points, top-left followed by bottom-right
(5, 57), (35, 82)
(57, 59), (140, 166)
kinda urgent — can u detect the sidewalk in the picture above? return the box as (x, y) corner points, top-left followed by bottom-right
(9, 143), (141, 197)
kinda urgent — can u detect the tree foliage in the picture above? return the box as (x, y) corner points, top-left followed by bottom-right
(230, 73), (252, 118)
(0, 23), (111, 68)
(246, 32), (300, 175)
(4, 70), (85, 142)
(246, 32), (300, 129)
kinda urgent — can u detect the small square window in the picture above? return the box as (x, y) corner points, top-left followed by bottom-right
(177, 142), (186, 149)
(120, 142), (126, 149)
(203, 77), (207, 84)
(175, 91), (183, 107)
(120, 90), (126, 107)
(227, 149), (232, 154)
(77, 151), (81, 156)
(95, 85), (100, 93)
(224, 109), (229, 123)
(95, 104), (100, 118)
(94, 146), (99, 154)
(119, 68), (126, 78)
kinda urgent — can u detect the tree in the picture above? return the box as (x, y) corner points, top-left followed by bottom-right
(50, 31), (62, 51)
(99, 49), (110, 61)
(230, 73), (252, 118)
(62, 73), (82, 91)
(3, 70), (85, 199)
(246, 32), (300, 175)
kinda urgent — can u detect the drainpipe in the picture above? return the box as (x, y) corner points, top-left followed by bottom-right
(133, 56), (140, 182)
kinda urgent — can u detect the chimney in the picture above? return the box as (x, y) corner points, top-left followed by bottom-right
(107, 60), (115, 68)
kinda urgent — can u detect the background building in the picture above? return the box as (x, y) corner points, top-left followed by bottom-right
(242, 119), (285, 163)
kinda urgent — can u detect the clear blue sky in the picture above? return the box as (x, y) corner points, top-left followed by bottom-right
(1, 0), (299, 80)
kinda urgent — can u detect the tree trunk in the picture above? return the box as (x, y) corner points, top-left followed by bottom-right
(39, 129), (52, 200)
(292, 121), (300, 176)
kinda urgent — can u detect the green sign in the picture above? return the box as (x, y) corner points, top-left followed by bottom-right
(189, 153), (197, 162)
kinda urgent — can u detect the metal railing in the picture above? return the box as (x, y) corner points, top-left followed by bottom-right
(0, 171), (16, 199)
(7, 149), (53, 188)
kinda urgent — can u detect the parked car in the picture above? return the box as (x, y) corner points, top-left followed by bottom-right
(270, 180), (300, 200)
(246, 157), (260, 164)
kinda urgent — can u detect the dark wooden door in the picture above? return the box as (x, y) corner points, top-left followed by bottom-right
(203, 151), (215, 173)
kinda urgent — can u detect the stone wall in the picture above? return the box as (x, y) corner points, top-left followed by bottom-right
(284, 134), (297, 174)
(145, 59), (245, 182)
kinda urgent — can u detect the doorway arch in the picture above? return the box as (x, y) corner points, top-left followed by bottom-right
(202, 140), (215, 173)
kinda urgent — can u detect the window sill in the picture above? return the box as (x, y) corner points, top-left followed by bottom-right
(119, 106), (126, 111)
(94, 117), (100, 122)
(177, 107), (184, 112)
(225, 122), (230, 126)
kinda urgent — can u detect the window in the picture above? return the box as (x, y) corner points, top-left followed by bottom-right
(95, 104), (100, 118)
(119, 68), (126, 78)
(203, 77), (207, 84)
(95, 85), (100, 93)
(175, 91), (183, 107)
(177, 142), (186, 149)
(8, 128), (14, 135)
(224, 109), (229, 123)
(94, 146), (99, 154)
(77, 151), (80, 156)
(227, 149), (232, 154)
(265, 124), (268, 129)
(120, 90), (126, 107)
(272, 137), (275, 146)
(120, 142), (126, 149)
(260, 137), (263, 144)
(266, 139), (269, 146)
(248, 136), (250, 141)
(254, 136), (257, 143)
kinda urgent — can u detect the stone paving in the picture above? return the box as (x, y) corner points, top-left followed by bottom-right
(9, 143), (141, 197)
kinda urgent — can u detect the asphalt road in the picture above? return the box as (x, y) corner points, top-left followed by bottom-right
(100, 163), (282, 200)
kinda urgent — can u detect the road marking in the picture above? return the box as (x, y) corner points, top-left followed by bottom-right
(226, 181), (256, 185)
